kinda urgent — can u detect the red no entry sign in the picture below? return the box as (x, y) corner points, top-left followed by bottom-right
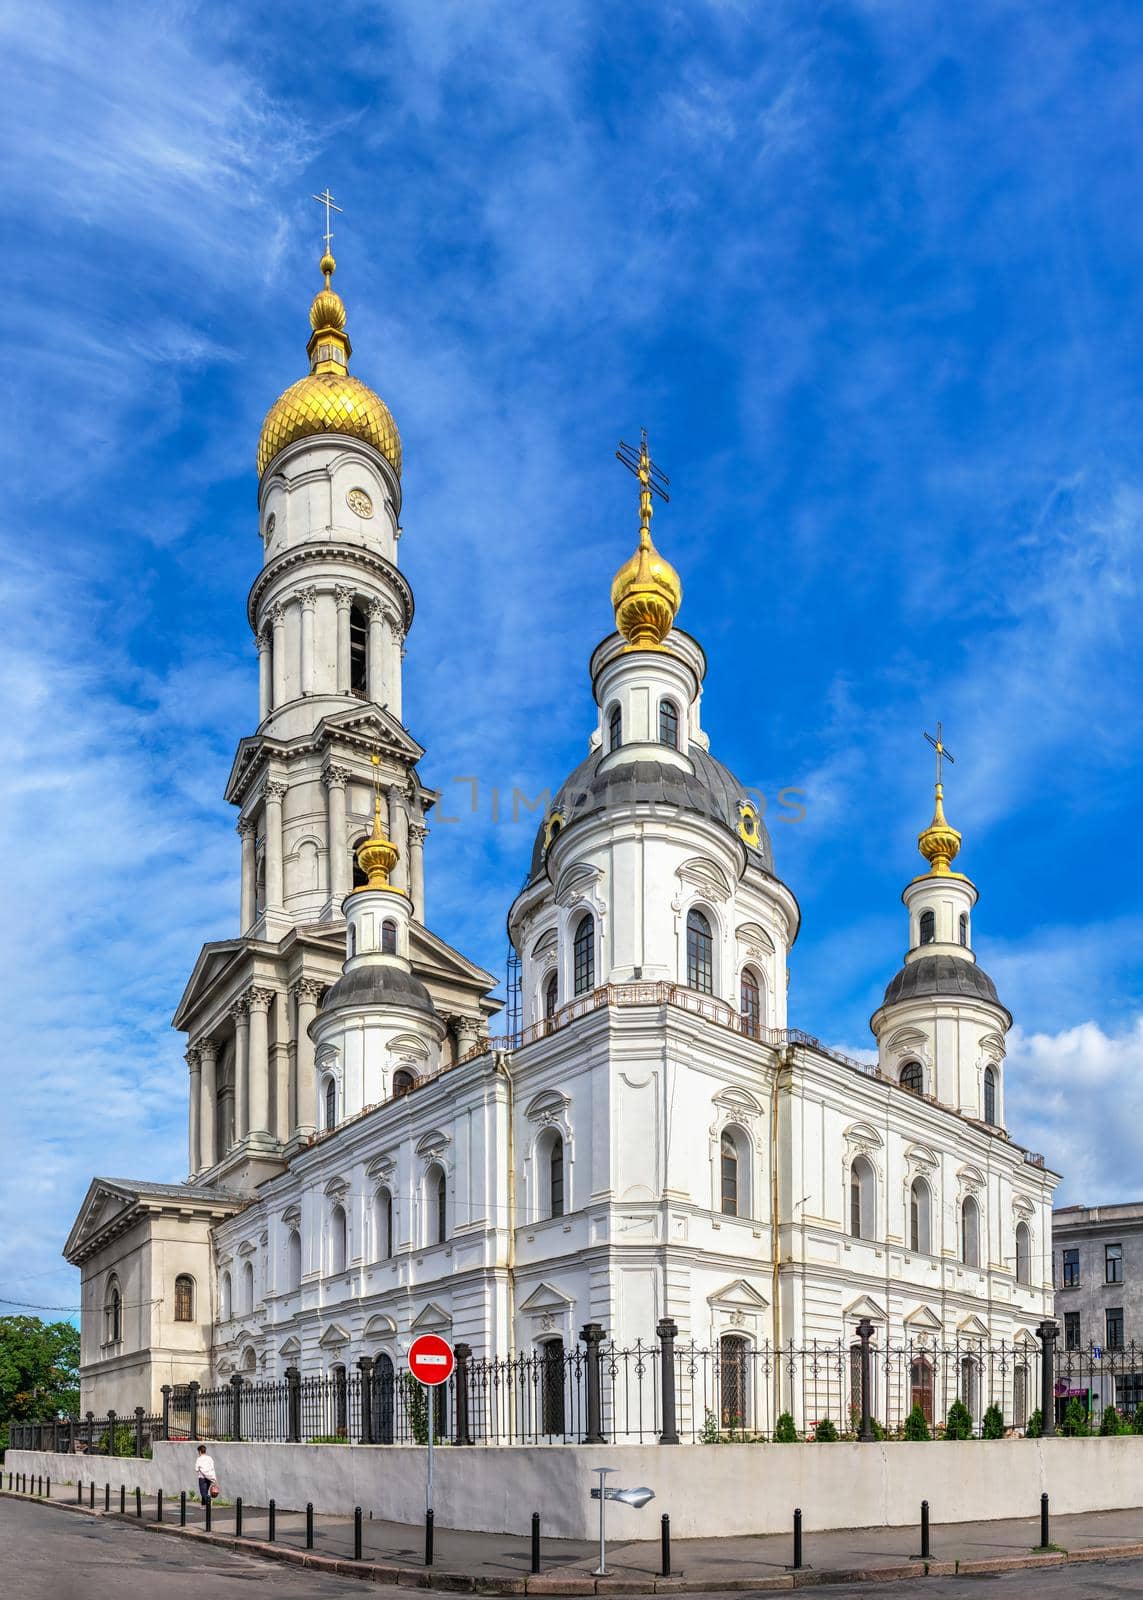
(408, 1333), (455, 1387)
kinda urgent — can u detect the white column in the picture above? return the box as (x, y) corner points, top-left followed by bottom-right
(247, 987), (273, 1137)
(387, 786), (409, 894)
(292, 979), (322, 1140)
(273, 991), (290, 1141)
(238, 818), (256, 933)
(386, 612), (404, 721)
(233, 999), (250, 1140)
(264, 780), (286, 914)
(187, 1048), (201, 1175)
(270, 603), (287, 709)
(324, 766), (350, 904)
(199, 1038), (218, 1169)
(367, 597), (386, 703)
(335, 586), (353, 694)
(409, 822), (427, 922)
(256, 631), (272, 722)
(300, 588), (317, 696)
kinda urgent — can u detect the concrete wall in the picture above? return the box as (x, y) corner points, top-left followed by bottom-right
(9, 1437), (1143, 1540)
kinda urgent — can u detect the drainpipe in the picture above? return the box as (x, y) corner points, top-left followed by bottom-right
(771, 1047), (793, 1418)
(494, 1052), (516, 1353)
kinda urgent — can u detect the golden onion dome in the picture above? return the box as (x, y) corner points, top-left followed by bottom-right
(354, 759), (402, 893)
(610, 431), (682, 648)
(256, 250), (402, 479)
(917, 784), (962, 876)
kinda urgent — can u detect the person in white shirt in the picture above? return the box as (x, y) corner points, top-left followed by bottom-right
(195, 1444), (218, 1507)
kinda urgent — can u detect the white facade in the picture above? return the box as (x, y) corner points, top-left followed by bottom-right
(66, 259), (1059, 1419)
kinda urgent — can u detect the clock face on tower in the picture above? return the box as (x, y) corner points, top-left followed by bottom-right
(347, 487), (374, 518)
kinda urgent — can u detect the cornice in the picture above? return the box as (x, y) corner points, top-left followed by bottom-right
(247, 542), (414, 633)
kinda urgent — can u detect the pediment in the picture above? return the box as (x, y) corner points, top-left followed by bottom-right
(363, 1314), (398, 1338)
(411, 1300), (451, 1331)
(366, 1155), (396, 1181)
(554, 861), (601, 905)
(237, 1239), (258, 1257)
(844, 1122), (883, 1148)
(281, 1206), (301, 1228)
(707, 1278), (769, 1311)
(735, 921), (775, 953)
(324, 1176), (350, 1199)
(903, 1304), (943, 1331)
(904, 1144), (939, 1169)
(525, 1090), (570, 1123)
(518, 1281), (576, 1313)
(957, 1165), (986, 1190)
(1012, 1194), (1036, 1218)
(885, 1026), (928, 1053)
(319, 1322), (351, 1348)
(387, 1033), (430, 1062)
(415, 1129), (450, 1160)
(531, 928), (558, 959)
(957, 1314), (990, 1339)
(407, 923), (500, 1017)
(172, 938), (245, 1029)
(713, 1086), (764, 1117)
(677, 856), (732, 901)
(278, 1336), (302, 1357)
(843, 1294), (887, 1324)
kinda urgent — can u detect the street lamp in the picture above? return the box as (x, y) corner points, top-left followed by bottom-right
(589, 1466), (655, 1575)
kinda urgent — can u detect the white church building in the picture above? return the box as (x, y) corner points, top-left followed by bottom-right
(65, 240), (1059, 1432)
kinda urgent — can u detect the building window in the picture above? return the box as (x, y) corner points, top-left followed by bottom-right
(426, 1165), (447, 1245)
(549, 1135), (565, 1219)
(658, 699), (679, 749)
(721, 1131), (739, 1217)
(573, 913), (595, 996)
(958, 913), (968, 946)
(350, 603), (368, 694)
(392, 1068), (414, 1097)
(900, 1060), (924, 1096)
(324, 1078), (337, 1131)
(740, 969), (761, 1037)
(1116, 1373), (1143, 1413)
(1015, 1221), (1032, 1285)
(544, 971), (558, 1021)
(347, 922), (356, 956)
(1014, 1364), (1029, 1428)
(910, 1356), (934, 1424)
(1064, 1311), (1081, 1350)
(1062, 1246), (1080, 1287)
(329, 1205), (347, 1275)
(219, 1270), (232, 1322)
(286, 1230), (302, 1291)
(104, 1278), (122, 1344)
(381, 919), (398, 954)
(961, 1195), (981, 1268)
(241, 1259), (254, 1314)
(686, 908), (714, 994)
(174, 1275), (195, 1322)
(608, 705), (622, 752)
(909, 1177), (931, 1255)
(719, 1334), (750, 1429)
(1106, 1243), (1124, 1284)
(375, 1190), (393, 1260)
(351, 835), (368, 889)
(1107, 1308), (1125, 1351)
(919, 909), (936, 945)
(850, 1156), (875, 1240)
(983, 1066), (997, 1126)
(540, 1338), (566, 1437)
(959, 1357), (980, 1428)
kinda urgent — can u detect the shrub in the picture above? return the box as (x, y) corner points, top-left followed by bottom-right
(773, 1412), (797, 1442)
(903, 1404), (931, 1441)
(1100, 1405), (1122, 1437)
(1060, 1398), (1090, 1438)
(813, 1417), (838, 1442)
(1025, 1408), (1043, 1438)
(97, 1424), (135, 1457)
(1133, 1404), (1143, 1435)
(698, 1409), (721, 1445)
(870, 1417), (887, 1441)
(399, 1372), (429, 1445)
(944, 1400), (973, 1440)
(981, 1404), (1004, 1440)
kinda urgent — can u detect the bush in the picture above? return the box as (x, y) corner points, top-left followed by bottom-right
(944, 1400), (973, 1440)
(1131, 1404), (1143, 1435)
(97, 1424), (135, 1457)
(1060, 1398), (1089, 1438)
(1100, 1406), (1122, 1437)
(399, 1373), (429, 1446)
(870, 1417), (887, 1441)
(813, 1417), (838, 1441)
(1025, 1408), (1043, 1438)
(903, 1404), (931, 1441)
(773, 1412), (797, 1442)
(698, 1409), (721, 1445)
(981, 1404), (1004, 1440)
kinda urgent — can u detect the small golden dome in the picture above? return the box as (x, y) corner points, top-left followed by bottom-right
(611, 528), (682, 648)
(354, 787), (401, 893)
(257, 251), (401, 479)
(917, 784), (962, 876)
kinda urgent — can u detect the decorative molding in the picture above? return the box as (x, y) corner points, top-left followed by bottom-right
(264, 779), (288, 803)
(299, 586), (318, 609)
(367, 595), (387, 620)
(524, 1089), (570, 1124)
(291, 977), (326, 1004)
(236, 817), (257, 839)
(334, 585), (354, 611)
(246, 986), (276, 1013)
(677, 856), (733, 902)
(321, 765), (351, 791)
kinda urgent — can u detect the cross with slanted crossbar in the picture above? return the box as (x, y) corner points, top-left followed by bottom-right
(616, 429), (669, 532)
(924, 722), (954, 787)
(312, 188), (343, 256)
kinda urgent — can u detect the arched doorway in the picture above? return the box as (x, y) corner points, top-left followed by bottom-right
(373, 1352), (396, 1444)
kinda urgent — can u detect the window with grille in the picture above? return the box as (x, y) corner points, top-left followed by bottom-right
(900, 1061), (924, 1095)
(740, 970), (761, 1037)
(381, 919), (397, 954)
(174, 1275), (194, 1322)
(919, 910), (936, 944)
(983, 1066), (997, 1125)
(544, 972), (558, 1020)
(687, 908), (713, 993)
(549, 1137), (565, 1219)
(721, 1131), (739, 1217)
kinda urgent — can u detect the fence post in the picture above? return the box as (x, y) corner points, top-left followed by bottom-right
(580, 1323), (607, 1444)
(1037, 1320), (1058, 1437)
(357, 1357), (374, 1445)
(135, 1486), (142, 1519)
(106, 1409), (118, 1457)
(230, 1374), (244, 1443)
(453, 1343), (473, 1446)
(160, 1385), (171, 1442)
(657, 1319), (680, 1444)
(856, 1318), (875, 1442)
(286, 1367), (301, 1443)
(187, 1382), (200, 1443)
(157, 1488), (164, 1523)
(85, 1412), (95, 1453)
(268, 1498), (276, 1541)
(134, 1406), (145, 1458)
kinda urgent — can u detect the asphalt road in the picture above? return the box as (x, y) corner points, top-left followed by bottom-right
(6, 1496), (1143, 1600)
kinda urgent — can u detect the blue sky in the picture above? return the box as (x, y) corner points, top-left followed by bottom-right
(1, 0), (1141, 1317)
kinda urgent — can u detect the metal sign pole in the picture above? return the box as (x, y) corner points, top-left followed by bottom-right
(426, 1382), (434, 1516)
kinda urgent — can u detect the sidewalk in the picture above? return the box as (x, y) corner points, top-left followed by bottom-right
(5, 1475), (1143, 1591)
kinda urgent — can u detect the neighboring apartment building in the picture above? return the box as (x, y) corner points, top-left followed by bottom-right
(1052, 1202), (1143, 1419)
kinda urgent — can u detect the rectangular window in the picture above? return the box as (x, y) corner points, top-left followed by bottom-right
(1116, 1374), (1143, 1414)
(1106, 1308), (1124, 1350)
(1064, 1311), (1081, 1351)
(1106, 1243), (1124, 1284)
(1062, 1247), (1080, 1287)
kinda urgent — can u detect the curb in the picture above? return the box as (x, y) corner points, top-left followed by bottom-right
(6, 1489), (1143, 1591)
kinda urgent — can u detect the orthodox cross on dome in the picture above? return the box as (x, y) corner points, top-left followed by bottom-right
(312, 188), (343, 258)
(924, 722), (955, 789)
(917, 722), (961, 876)
(616, 428), (670, 536)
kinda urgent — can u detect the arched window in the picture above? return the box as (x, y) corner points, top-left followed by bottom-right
(425, 1165), (447, 1245)
(740, 969), (761, 1038)
(959, 1356), (980, 1427)
(351, 835), (369, 889)
(540, 1338), (566, 1437)
(544, 971), (559, 1021)
(375, 1189), (394, 1260)
(1015, 1221), (1032, 1285)
(286, 1230), (302, 1291)
(686, 908), (714, 994)
(242, 1259), (254, 1315)
(392, 1068), (415, 1098)
(919, 910), (936, 945)
(850, 1155), (875, 1240)
(324, 1077), (337, 1130)
(381, 919), (398, 955)
(329, 1204), (347, 1275)
(219, 1270), (232, 1323)
(547, 1134), (565, 1219)
(983, 1066), (997, 1126)
(719, 1334), (750, 1429)
(350, 602), (368, 695)
(658, 699), (679, 749)
(910, 1177), (931, 1255)
(174, 1275), (195, 1322)
(608, 705), (622, 752)
(347, 922), (357, 956)
(1013, 1362), (1029, 1428)
(104, 1277), (122, 1344)
(573, 913), (595, 996)
(959, 913), (968, 947)
(961, 1195), (981, 1268)
(241, 1345), (257, 1375)
(900, 1060), (924, 1096)
(721, 1130), (739, 1216)
(910, 1356), (934, 1424)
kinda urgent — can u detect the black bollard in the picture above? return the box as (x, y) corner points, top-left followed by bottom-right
(89, 1482), (95, 1509)
(1040, 1492), (1050, 1549)
(119, 1485), (125, 1515)
(921, 1500), (931, 1560)
(157, 1489), (163, 1524)
(425, 1508), (434, 1568)
(268, 1498), (276, 1542)
(205, 1494), (212, 1534)
(46, 1478), (51, 1500)
(135, 1486), (142, 1519)
(77, 1480), (82, 1504)
(305, 1502), (314, 1550)
(180, 1490), (186, 1527)
(532, 1511), (541, 1575)
(235, 1497), (243, 1538)
(793, 1507), (803, 1571)
(660, 1514), (671, 1579)
(103, 1482), (109, 1512)
(38, 1475), (42, 1497)
(354, 1506), (363, 1562)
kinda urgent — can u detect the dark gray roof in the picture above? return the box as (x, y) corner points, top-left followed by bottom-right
(530, 745), (774, 878)
(321, 962), (436, 1017)
(882, 954), (1007, 1013)
(96, 1178), (243, 1204)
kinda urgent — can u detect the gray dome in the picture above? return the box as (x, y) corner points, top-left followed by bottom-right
(882, 954), (1007, 1014)
(530, 744), (774, 879)
(320, 963), (436, 1017)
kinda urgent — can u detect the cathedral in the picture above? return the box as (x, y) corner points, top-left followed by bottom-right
(64, 233), (1059, 1423)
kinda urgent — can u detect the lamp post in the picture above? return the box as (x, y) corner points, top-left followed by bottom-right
(589, 1467), (655, 1576)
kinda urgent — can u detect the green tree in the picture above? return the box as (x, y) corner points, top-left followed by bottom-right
(813, 1417), (838, 1441)
(944, 1399), (974, 1439)
(773, 1411), (797, 1442)
(1060, 1398), (1089, 1437)
(981, 1403), (1004, 1439)
(1100, 1405), (1122, 1437)
(0, 1317), (80, 1450)
(903, 1404), (931, 1441)
(1025, 1407), (1044, 1438)
(1132, 1404), (1143, 1435)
